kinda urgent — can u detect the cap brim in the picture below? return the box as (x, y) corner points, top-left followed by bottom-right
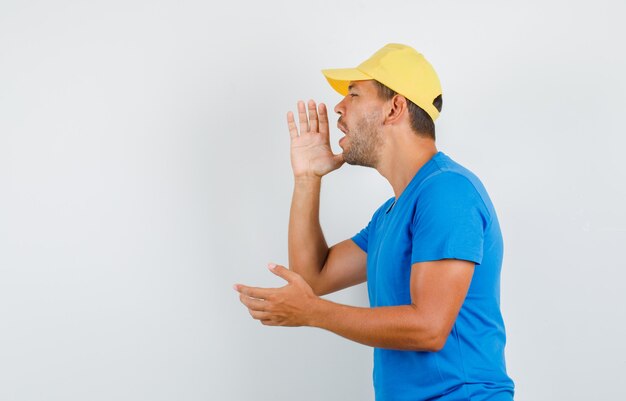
(321, 68), (372, 96)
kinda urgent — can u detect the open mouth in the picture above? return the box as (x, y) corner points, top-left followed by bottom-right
(337, 120), (349, 147)
(337, 123), (348, 146)
(337, 122), (348, 135)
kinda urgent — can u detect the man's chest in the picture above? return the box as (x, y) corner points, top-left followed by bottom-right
(366, 213), (415, 306)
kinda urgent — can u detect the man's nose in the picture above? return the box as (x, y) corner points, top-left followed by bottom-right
(334, 97), (345, 116)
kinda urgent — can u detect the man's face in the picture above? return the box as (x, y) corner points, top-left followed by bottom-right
(334, 80), (386, 168)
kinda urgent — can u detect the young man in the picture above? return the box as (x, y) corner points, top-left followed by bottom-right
(234, 43), (515, 401)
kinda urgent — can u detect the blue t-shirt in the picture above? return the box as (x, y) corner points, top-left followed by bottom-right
(352, 151), (514, 401)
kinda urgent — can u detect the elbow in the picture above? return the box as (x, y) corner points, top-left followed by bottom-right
(425, 335), (447, 352)
(406, 323), (450, 352)
(307, 279), (330, 297)
(310, 285), (324, 297)
(302, 275), (322, 296)
(409, 332), (446, 352)
(405, 306), (453, 352)
(289, 268), (322, 295)
(311, 283), (333, 297)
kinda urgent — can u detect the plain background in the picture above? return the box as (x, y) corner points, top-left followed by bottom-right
(1, 0), (625, 400)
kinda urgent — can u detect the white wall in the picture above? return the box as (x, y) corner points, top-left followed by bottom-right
(1, 1), (625, 400)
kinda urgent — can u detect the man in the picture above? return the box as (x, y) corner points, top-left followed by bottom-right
(234, 43), (515, 401)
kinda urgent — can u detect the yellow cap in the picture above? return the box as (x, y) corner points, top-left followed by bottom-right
(322, 43), (442, 121)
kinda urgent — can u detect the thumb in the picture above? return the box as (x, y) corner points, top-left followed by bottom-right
(268, 263), (297, 283)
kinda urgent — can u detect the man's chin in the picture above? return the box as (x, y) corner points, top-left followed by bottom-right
(343, 153), (364, 167)
(343, 152), (377, 168)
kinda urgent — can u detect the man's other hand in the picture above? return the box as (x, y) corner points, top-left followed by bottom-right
(234, 263), (321, 327)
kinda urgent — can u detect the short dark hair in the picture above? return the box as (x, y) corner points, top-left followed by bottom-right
(372, 80), (442, 140)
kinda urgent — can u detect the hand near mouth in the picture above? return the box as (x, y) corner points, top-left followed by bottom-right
(287, 100), (345, 179)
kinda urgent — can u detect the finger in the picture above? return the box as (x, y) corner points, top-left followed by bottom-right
(268, 263), (297, 283)
(318, 102), (330, 139)
(308, 99), (318, 133)
(249, 309), (272, 321)
(297, 100), (309, 133)
(239, 293), (267, 311)
(235, 284), (276, 300)
(286, 111), (298, 139)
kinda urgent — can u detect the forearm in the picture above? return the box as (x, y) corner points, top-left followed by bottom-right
(288, 177), (329, 287)
(309, 299), (444, 352)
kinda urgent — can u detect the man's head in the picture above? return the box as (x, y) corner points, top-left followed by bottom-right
(322, 43), (443, 167)
(333, 78), (442, 167)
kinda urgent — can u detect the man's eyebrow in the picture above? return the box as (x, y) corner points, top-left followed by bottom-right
(348, 83), (356, 91)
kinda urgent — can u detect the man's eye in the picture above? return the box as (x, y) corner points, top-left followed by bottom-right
(349, 93), (357, 97)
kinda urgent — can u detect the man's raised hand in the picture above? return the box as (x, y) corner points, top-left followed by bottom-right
(287, 100), (344, 179)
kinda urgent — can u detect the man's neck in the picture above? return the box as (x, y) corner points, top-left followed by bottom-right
(376, 135), (438, 200)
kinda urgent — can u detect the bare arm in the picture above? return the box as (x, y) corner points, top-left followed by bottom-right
(236, 259), (474, 351)
(286, 100), (366, 295)
(309, 259), (474, 351)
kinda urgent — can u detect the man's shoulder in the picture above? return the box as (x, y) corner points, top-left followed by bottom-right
(414, 166), (494, 225)
(420, 154), (491, 205)
(429, 153), (483, 187)
(420, 170), (481, 196)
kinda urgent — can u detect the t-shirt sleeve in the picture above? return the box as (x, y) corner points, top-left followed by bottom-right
(351, 198), (394, 253)
(411, 172), (490, 266)
(351, 223), (369, 253)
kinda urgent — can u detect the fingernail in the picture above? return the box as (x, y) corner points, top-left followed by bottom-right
(232, 284), (239, 291)
(268, 263), (277, 269)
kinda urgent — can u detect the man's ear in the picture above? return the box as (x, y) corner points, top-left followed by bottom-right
(383, 94), (408, 126)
